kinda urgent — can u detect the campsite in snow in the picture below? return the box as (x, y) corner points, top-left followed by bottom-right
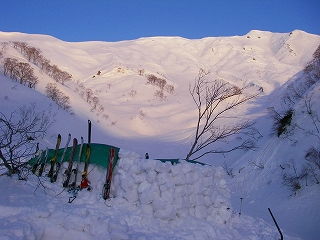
(0, 30), (319, 239)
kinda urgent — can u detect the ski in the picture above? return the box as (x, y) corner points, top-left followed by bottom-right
(80, 144), (91, 191)
(31, 150), (43, 174)
(38, 147), (49, 176)
(62, 138), (78, 188)
(69, 136), (84, 190)
(51, 133), (71, 183)
(47, 134), (62, 178)
(103, 148), (115, 200)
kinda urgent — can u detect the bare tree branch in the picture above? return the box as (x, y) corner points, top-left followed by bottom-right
(186, 69), (259, 160)
(0, 104), (53, 175)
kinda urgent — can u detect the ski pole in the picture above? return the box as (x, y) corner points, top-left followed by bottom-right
(88, 120), (91, 143)
(239, 197), (243, 216)
(268, 208), (283, 240)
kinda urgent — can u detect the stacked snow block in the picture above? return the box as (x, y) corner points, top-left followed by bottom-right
(111, 153), (232, 225)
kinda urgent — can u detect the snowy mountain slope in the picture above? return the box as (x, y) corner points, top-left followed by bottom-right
(0, 77), (281, 239)
(225, 67), (320, 240)
(0, 30), (320, 239)
(2, 30), (319, 142)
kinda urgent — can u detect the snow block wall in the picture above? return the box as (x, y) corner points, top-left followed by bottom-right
(110, 152), (232, 225)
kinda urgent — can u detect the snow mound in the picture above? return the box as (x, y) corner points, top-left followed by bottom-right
(110, 151), (232, 225)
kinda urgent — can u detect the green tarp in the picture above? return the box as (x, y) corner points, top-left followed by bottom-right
(29, 143), (119, 168)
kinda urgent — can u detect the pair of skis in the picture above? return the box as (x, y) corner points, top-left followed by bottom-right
(32, 133), (62, 177)
(32, 134), (69, 180)
(62, 137), (92, 203)
(68, 137), (84, 191)
(51, 134), (71, 183)
(47, 134), (62, 179)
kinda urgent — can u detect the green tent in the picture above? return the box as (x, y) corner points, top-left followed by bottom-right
(29, 143), (120, 168)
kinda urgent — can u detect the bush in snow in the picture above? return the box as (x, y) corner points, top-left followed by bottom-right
(268, 107), (294, 137)
(281, 159), (304, 194)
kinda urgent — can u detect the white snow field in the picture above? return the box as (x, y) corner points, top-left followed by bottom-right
(0, 30), (319, 239)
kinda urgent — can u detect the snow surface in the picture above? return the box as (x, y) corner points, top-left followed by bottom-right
(0, 30), (320, 239)
(0, 151), (297, 240)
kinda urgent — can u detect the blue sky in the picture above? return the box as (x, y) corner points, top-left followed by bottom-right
(0, 0), (319, 42)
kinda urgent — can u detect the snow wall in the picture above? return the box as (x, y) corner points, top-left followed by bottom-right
(110, 151), (233, 225)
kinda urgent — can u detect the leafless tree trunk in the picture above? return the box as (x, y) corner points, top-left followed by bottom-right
(186, 69), (259, 160)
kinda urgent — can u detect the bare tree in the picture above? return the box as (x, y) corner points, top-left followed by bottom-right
(85, 88), (93, 102)
(0, 103), (53, 176)
(153, 90), (166, 101)
(304, 92), (320, 134)
(164, 84), (175, 94)
(0, 42), (8, 59)
(138, 69), (144, 75)
(12, 41), (28, 54)
(282, 159), (303, 194)
(45, 83), (60, 102)
(3, 58), (38, 88)
(45, 83), (72, 113)
(91, 96), (99, 110)
(14, 62), (36, 85)
(24, 46), (41, 63)
(305, 146), (320, 170)
(3, 58), (18, 78)
(186, 69), (258, 160)
(304, 44), (320, 82)
(128, 90), (137, 98)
